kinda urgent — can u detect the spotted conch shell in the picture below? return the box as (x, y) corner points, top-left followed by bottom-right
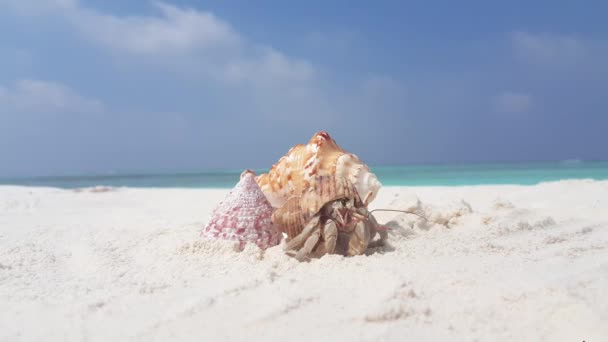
(257, 131), (381, 208)
(272, 175), (358, 238)
(202, 170), (281, 250)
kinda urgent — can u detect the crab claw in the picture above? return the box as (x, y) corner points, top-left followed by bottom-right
(335, 209), (346, 226)
(336, 213), (346, 226)
(352, 212), (367, 221)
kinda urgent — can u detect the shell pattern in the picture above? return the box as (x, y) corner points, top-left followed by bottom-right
(202, 170), (281, 250)
(257, 131), (382, 209)
(272, 175), (358, 238)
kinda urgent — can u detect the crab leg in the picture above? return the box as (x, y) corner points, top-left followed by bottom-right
(323, 221), (338, 254)
(366, 212), (388, 248)
(307, 220), (339, 258)
(347, 220), (371, 256)
(284, 216), (320, 251)
(294, 229), (321, 262)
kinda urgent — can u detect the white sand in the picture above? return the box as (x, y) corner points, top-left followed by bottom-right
(1, 181), (607, 341)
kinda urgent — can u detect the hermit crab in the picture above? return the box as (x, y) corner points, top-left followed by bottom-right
(272, 175), (388, 261)
(257, 131), (388, 260)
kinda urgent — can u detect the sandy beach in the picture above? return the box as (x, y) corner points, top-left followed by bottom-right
(1, 180), (607, 341)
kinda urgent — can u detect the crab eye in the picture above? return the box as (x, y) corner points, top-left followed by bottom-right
(341, 198), (348, 206)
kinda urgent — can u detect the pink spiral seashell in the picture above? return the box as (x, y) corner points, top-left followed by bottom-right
(201, 170), (281, 250)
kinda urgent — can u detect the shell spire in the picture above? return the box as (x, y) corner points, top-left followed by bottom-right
(202, 170), (281, 250)
(257, 131), (382, 208)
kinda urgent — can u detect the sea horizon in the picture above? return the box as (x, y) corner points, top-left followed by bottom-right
(1, 160), (607, 189)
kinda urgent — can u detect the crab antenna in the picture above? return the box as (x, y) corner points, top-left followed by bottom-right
(369, 209), (427, 220)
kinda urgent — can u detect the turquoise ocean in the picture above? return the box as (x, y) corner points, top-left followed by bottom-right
(1, 161), (607, 189)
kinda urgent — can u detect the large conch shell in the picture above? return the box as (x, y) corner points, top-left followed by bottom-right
(257, 131), (381, 208)
(201, 170), (281, 250)
(272, 175), (358, 239)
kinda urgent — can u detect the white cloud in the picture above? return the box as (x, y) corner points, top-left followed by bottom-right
(4, 0), (316, 87)
(511, 31), (587, 65)
(0, 0), (404, 125)
(0, 0), (308, 79)
(70, 2), (240, 56)
(0, 79), (103, 115)
(223, 47), (315, 84)
(493, 91), (532, 114)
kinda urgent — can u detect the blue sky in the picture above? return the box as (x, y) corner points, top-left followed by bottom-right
(0, 0), (607, 177)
